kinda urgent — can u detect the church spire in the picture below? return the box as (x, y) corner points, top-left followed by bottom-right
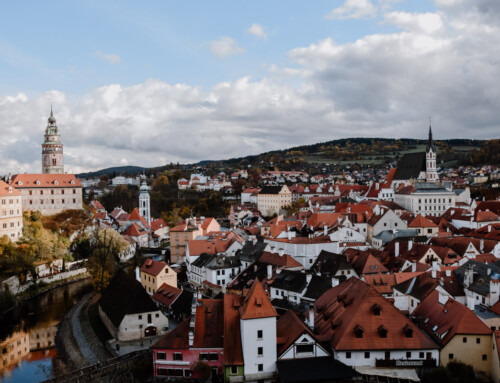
(427, 117), (434, 151)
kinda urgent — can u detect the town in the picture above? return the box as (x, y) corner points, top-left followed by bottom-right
(1, 109), (500, 383)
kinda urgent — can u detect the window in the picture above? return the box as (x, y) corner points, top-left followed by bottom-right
(209, 353), (218, 361)
(257, 347), (263, 356)
(406, 352), (411, 358)
(463, 337), (467, 343)
(257, 330), (263, 339)
(346, 351), (351, 359)
(157, 368), (167, 376)
(364, 352), (370, 358)
(173, 353), (183, 361)
(200, 353), (209, 361)
(157, 352), (166, 360)
(476, 338), (480, 344)
(230, 366), (238, 375)
(258, 364), (263, 372)
(419, 352), (424, 359)
(296, 344), (314, 354)
(184, 369), (192, 377)
(449, 353), (454, 360)
(156, 313), (159, 318)
(482, 354), (487, 361)
(138, 315), (142, 320)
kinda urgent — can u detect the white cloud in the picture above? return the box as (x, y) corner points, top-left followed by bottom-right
(2, 1), (500, 174)
(209, 37), (245, 58)
(247, 23), (267, 39)
(384, 11), (444, 34)
(95, 51), (121, 65)
(326, 0), (378, 20)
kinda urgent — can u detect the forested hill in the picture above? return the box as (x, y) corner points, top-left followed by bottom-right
(197, 137), (485, 169)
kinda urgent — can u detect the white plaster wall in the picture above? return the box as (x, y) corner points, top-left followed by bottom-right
(240, 317), (277, 375)
(117, 310), (168, 341)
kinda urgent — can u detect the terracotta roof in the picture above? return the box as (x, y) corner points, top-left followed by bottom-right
(476, 210), (499, 223)
(307, 213), (342, 229)
(153, 317), (190, 349)
(413, 290), (492, 345)
(129, 208), (150, 229)
(151, 283), (181, 307)
(258, 251), (303, 269)
(90, 200), (105, 210)
(239, 279), (278, 320)
(123, 222), (147, 237)
(276, 310), (316, 356)
(409, 214), (438, 228)
(223, 294), (244, 365)
(363, 273), (397, 295)
(140, 259), (168, 277)
(314, 278), (438, 351)
(10, 173), (82, 188)
(0, 180), (21, 196)
(150, 218), (168, 232)
(193, 299), (224, 348)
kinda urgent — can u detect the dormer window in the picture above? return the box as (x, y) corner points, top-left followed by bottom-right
(36, 180), (40, 185)
(54, 180), (58, 185)
(354, 324), (364, 338)
(378, 325), (388, 338)
(371, 304), (382, 316)
(70, 180), (75, 185)
(403, 324), (414, 338)
(17, 181), (22, 186)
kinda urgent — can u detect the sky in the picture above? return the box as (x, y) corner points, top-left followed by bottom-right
(0, 0), (499, 173)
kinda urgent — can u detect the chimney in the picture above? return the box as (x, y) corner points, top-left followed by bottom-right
(408, 240), (413, 251)
(395, 242), (400, 257)
(306, 273), (312, 284)
(332, 277), (339, 287)
(288, 231), (292, 241)
(480, 239), (484, 253)
(487, 268), (491, 276)
(488, 225), (492, 233)
(324, 225), (328, 236)
(267, 264), (273, 280)
(308, 305), (315, 330)
(445, 269), (451, 277)
(279, 249), (284, 257)
(411, 262), (417, 272)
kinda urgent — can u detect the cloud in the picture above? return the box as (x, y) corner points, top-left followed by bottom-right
(384, 12), (444, 34)
(2, 2), (500, 174)
(247, 23), (267, 39)
(326, 0), (378, 20)
(209, 37), (245, 58)
(95, 51), (121, 65)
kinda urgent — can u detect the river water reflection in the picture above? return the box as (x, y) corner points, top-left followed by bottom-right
(0, 279), (92, 382)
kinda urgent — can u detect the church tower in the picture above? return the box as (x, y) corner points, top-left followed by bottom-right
(139, 175), (151, 225)
(425, 123), (438, 182)
(42, 107), (64, 174)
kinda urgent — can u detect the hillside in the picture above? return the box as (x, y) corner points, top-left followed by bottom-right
(78, 138), (488, 178)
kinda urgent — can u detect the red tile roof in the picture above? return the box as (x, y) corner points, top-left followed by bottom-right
(409, 214), (438, 228)
(193, 299), (224, 348)
(413, 290), (492, 345)
(151, 283), (181, 307)
(239, 279), (278, 320)
(140, 259), (168, 277)
(123, 222), (147, 237)
(314, 278), (438, 351)
(153, 317), (190, 349)
(10, 173), (82, 188)
(276, 310), (316, 356)
(223, 294), (244, 365)
(129, 208), (150, 229)
(258, 251), (303, 269)
(150, 218), (168, 232)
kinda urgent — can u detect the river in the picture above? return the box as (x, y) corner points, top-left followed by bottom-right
(0, 279), (92, 383)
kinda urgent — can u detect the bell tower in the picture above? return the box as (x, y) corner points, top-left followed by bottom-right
(425, 121), (438, 182)
(139, 175), (151, 225)
(42, 107), (64, 174)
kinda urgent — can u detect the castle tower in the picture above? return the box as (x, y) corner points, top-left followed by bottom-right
(42, 107), (64, 174)
(425, 123), (438, 182)
(139, 175), (151, 225)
